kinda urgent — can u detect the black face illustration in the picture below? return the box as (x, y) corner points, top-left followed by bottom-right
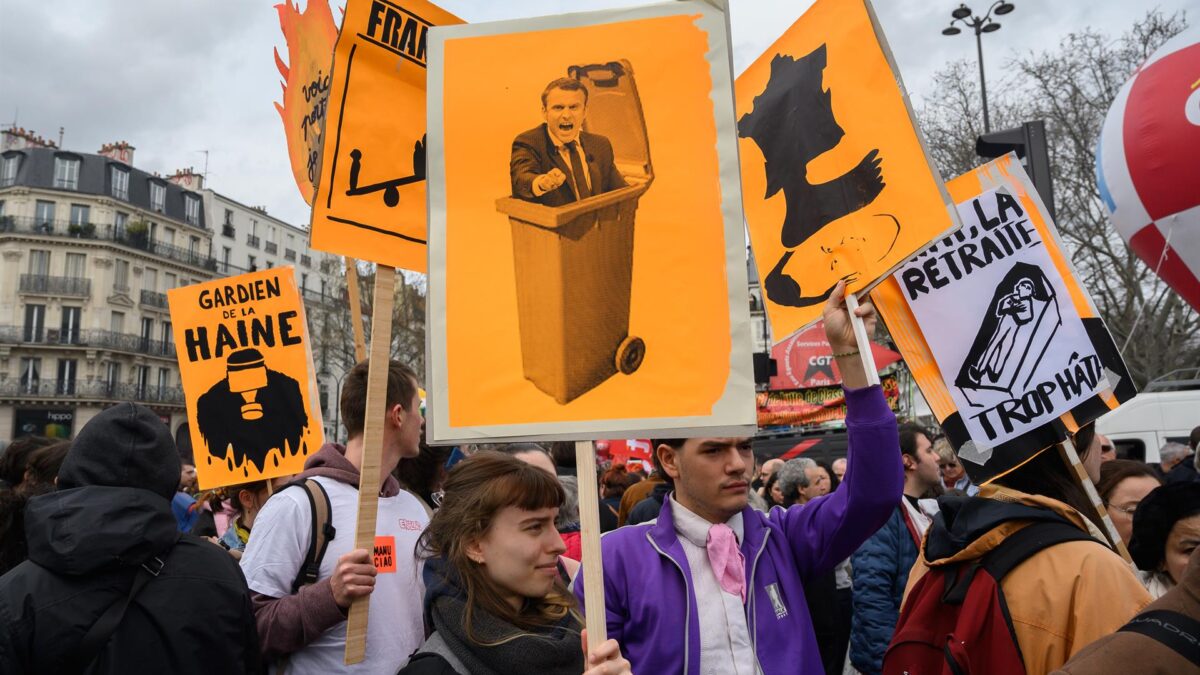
(738, 46), (892, 308)
(195, 348), (310, 476)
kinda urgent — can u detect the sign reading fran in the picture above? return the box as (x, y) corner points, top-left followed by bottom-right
(424, 1), (756, 443)
(874, 155), (1135, 482)
(169, 267), (324, 490)
(308, 0), (462, 272)
(735, 0), (960, 342)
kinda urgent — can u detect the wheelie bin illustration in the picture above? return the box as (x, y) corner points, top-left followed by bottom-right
(496, 60), (654, 404)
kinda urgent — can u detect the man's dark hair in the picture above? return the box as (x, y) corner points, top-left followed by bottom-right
(541, 77), (588, 107)
(496, 443), (550, 458)
(548, 442), (577, 470)
(1190, 425), (1200, 452)
(339, 359), (419, 439)
(899, 422), (931, 460)
(1071, 421), (1097, 457)
(651, 439), (686, 486)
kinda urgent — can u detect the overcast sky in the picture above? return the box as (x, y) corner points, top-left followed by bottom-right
(0, 0), (1188, 228)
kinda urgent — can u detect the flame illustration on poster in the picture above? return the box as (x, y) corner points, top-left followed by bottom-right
(275, 0), (340, 205)
(873, 155), (1136, 483)
(169, 268), (324, 490)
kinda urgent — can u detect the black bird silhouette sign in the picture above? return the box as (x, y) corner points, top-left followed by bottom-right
(735, 0), (961, 340)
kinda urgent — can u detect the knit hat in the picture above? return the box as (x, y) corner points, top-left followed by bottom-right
(1128, 481), (1200, 571)
(57, 402), (181, 501)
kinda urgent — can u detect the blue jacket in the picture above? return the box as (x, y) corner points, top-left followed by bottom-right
(848, 505), (921, 674)
(574, 386), (901, 675)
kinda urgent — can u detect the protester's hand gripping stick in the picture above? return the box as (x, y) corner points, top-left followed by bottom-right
(846, 293), (881, 387)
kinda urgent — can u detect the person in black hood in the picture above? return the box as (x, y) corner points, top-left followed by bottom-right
(0, 402), (260, 674)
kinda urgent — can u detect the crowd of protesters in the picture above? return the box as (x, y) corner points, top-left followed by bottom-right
(1, 288), (1198, 674)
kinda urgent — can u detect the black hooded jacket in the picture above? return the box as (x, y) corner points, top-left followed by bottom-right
(0, 403), (260, 674)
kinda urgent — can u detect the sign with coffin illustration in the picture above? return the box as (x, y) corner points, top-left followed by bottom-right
(735, 0), (960, 342)
(169, 267), (324, 489)
(873, 155), (1136, 483)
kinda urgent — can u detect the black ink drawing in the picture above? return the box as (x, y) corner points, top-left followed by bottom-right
(955, 262), (1062, 407)
(196, 348), (310, 476)
(738, 46), (899, 308)
(346, 134), (426, 207)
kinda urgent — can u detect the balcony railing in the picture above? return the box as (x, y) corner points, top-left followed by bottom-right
(300, 254), (312, 267)
(247, 234), (260, 248)
(140, 289), (169, 309)
(284, 248), (296, 261)
(19, 274), (91, 297)
(0, 378), (185, 405)
(0, 216), (216, 271)
(264, 241), (278, 255)
(222, 224), (236, 238)
(0, 325), (177, 357)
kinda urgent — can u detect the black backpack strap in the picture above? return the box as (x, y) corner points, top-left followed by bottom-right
(982, 519), (1100, 581)
(288, 478), (337, 593)
(1119, 610), (1200, 665)
(66, 545), (173, 672)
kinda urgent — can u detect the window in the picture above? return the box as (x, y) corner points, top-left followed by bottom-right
(149, 182), (166, 212)
(222, 246), (231, 271)
(69, 204), (90, 226)
(57, 359), (77, 395)
(23, 304), (45, 342)
(135, 365), (149, 399)
(189, 236), (199, 256)
(60, 307), (81, 344)
(20, 358), (41, 394)
(111, 166), (129, 200)
(114, 259), (130, 292)
(105, 361), (121, 395)
(1, 153), (20, 186)
(65, 253), (86, 279)
(163, 227), (175, 246)
(110, 310), (125, 333)
(35, 200), (55, 227)
(140, 318), (154, 352)
(157, 368), (169, 390)
(144, 267), (158, 293)
(53, 156), (80, 190)
(160, 321), (172, 355)
(301, 272), (308, 291)
(224, 208), (234, 226)
(27, 249), (50, 275)
(165, 272), (177, 289)
(248, 255), (257, 271)
(184, 195), (200, 226)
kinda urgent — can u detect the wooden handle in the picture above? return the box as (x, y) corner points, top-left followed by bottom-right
(845, 293), (881, 387)
(344, 257), (367, 363)
(574, 440), (607, 648)
(1057, 440), (1133, 564)
(344, 265), (396, 665)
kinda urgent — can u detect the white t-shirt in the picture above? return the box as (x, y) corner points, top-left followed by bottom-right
(240, 476), (430, 675)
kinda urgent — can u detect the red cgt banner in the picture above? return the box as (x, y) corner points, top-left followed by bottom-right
(768, 321), (902, 390)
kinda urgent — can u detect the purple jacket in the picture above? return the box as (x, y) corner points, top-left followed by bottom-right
(574, 385), (902, 675)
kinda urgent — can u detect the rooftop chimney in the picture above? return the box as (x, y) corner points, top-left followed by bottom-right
(168, 166), (204, 191)
(2, 127), (57, 152)
(98, 141), (135, 166)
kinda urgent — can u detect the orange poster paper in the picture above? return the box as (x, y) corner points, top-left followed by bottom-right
(308, 0), (462, 271)
(735, 0), (959, 342)
(425, 2), (756, 443)
(168, 267), (324, 490)
(373, 535), (396, 572)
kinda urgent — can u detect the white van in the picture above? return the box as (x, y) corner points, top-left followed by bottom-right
(1095, 378), (1199, 463)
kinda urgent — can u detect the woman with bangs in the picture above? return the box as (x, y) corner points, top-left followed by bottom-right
(399, 451), (631, 675)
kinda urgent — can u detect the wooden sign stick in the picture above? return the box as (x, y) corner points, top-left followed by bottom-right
(344, 264), (396, 665)
(344, 256), (367, 362)
(845, 293), (882, 387)
(1058, 438), (1134, 564)
(574, 440), (608, 648)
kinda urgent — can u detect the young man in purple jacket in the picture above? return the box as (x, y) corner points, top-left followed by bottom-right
(574, 282), (903, 675)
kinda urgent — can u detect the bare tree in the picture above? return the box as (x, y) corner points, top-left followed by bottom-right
(915, 10), (1197, 388)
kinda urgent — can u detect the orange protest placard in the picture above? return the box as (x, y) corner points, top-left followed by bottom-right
(735, 0), (959, 342)
(424, 2), (756, 443)
(168, 268), (324, 490)
(308, 0), (463, 272)
(373, 535), (396, 573)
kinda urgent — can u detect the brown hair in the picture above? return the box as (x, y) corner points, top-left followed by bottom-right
(417, 451), (577, 643)
(339, 359), (419, 438)
(540, 77), (588, 107)
(601, 464), (638, 499)
(1097, 459), (1161, 505)
(992, 443), (1106, 533)
(23, 441), (70, 487)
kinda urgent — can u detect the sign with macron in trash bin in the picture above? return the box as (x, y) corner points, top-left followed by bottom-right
(168, 267), (324, 489)
(423, 1), (756, 443)
(872, 155), (1135, 483)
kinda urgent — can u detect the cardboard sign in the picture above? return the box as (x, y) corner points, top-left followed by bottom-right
(169, 268), (324, 489)
(735, 0), (960, 342)
(757, 375), (900, 427)
(873, 155), (1136, 483)
(308, 0), (463, 271)
(424, 1), (756, 443)
(768, 321), (901, 390)
(373, 535), (396, 573)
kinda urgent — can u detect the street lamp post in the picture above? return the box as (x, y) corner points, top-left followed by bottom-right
(941, 1), (1016, 133)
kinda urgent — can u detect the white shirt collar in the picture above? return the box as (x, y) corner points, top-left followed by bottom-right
(671, 495), (744, 548)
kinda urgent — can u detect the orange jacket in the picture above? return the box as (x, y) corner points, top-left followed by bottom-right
(902, 485), (1151, 674)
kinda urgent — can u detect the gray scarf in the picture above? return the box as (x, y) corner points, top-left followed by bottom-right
(426, 592), (584, 675)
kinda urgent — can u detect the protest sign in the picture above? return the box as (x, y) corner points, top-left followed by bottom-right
(308, 0), (462, 272)
(757, 375), (900, 427)
(424, 1), (756, 444)
(768, 320), (901, 390)
(735, 0), (959, 342)
(168, 268), (323, 490)
(873, 154), (1136, 483)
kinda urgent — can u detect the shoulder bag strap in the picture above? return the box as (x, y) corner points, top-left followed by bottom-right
(290, 478), (336, 593)
(1119, 609), (1200, 665)
(66, 552), (169, 672)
